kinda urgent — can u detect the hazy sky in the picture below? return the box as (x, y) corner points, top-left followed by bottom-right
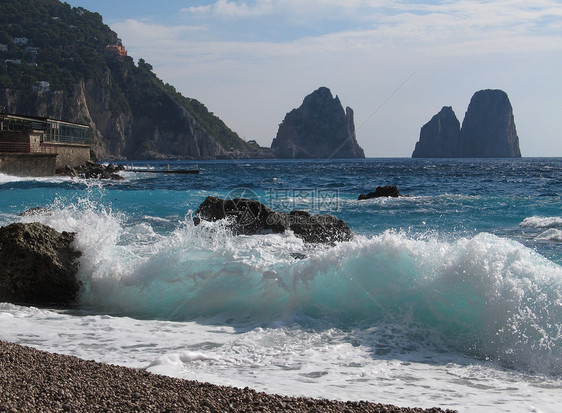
(63, 0), (562, 157)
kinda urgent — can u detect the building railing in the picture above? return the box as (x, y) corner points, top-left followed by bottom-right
(1, 114), (93, 145)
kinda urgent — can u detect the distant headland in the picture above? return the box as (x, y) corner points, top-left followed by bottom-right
(412, 89), (521, 158)
(0, 0), (363, 161)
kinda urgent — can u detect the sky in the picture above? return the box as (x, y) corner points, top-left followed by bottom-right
(63, 0), (562, 157)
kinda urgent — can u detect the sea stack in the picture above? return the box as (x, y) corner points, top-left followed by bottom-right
(270, 87), (365, 158)
(412, 89), (521, 158)
(460, 89), (521, 157)
(412, 106), (461, 158)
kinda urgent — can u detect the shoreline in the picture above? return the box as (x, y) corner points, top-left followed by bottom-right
(0, 341), (455, 412)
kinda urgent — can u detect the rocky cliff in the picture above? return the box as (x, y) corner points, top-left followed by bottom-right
(0, 0), (267, 160)
(412, 106), (461, 158)
(412, 89), (521, 158)
(270, 87), (365, 159)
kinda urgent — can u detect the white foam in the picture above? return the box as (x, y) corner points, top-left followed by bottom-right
(5, 199), (562, 394)
(536, 228), (562, 242)
(521, 216), (562, 229)
(0, 172), (72, 185)
(0, 302), (560, 412)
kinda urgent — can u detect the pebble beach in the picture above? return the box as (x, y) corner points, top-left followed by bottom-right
(0, 341), (454, 412)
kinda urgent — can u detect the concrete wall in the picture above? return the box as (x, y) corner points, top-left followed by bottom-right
(41, 142), (90, 169)
(0, 153), (57, 177)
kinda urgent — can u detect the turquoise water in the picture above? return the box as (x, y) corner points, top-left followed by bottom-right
(1, 158), (561, 411)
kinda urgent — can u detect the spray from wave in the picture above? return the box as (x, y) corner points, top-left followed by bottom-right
(15, 198), (562, 376)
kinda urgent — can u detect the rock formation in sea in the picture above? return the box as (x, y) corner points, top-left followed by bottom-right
(412, 89), (521, 158)
(459, 89), (521, 158)
(194, 196), (353, 244)
(270, 87), (365, 159)
(0, 222), (81, 305)
(412, 107), (461, 158)
(358, 185), (402, 200)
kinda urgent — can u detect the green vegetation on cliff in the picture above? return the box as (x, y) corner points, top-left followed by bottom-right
(0, 0), (253, 159)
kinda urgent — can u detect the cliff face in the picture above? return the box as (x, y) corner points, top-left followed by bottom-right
(271, 87), (365, 159)
(412, 89), (521, 158)
(0, 66), (254, 160)
(412, 106), (460, 158)
(0, 82), (123, 159)
(460, 89), (521, 158)
(0, 0), (260, 160)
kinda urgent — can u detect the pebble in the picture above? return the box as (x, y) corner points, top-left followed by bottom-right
(0, 341), (456, 412)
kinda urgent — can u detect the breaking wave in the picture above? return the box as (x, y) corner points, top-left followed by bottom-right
(17, 199), (562, 376)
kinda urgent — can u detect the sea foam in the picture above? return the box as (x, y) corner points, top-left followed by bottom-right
(12, 198), (562, 376)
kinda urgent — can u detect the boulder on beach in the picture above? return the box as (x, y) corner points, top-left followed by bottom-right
(0, 222), (82, 306)
(194, 196), (353, 244)
(358, 185), (402, 200)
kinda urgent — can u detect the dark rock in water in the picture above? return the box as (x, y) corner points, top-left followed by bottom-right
(358, 185), (401, 200)
(460, 89), (521, 157)
(286, 210), (353, 244)
(270, 87), (365, 159)
(56, 161), (125, 180)
(412, 106), (461, 158)
(193, 196), (287, 235)
(194, 196), (353, 244)
(0, 222), (82, 306)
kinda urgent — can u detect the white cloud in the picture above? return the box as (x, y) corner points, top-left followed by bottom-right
(175, 0), (562, 54)
(183, 0), (275, 17)
(113, 19), (207, 42)
(181, 0), (562, 27)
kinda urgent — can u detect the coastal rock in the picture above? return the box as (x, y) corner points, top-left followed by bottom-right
(358, 185), (402, 200)
(460, 89), (521, 157)
(56, 161), (124, 180)
(193, 196), (287, 235)
(411, 90), (521, 158)
(0, 222), (82, 306)
(194, 196), (353, 244)
(285, 210), (353, 244)
(412, 107), (461, 158)
(270, 87), (365, 159)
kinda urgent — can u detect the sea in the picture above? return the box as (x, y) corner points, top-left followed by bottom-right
(0, 158), (561, 412)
